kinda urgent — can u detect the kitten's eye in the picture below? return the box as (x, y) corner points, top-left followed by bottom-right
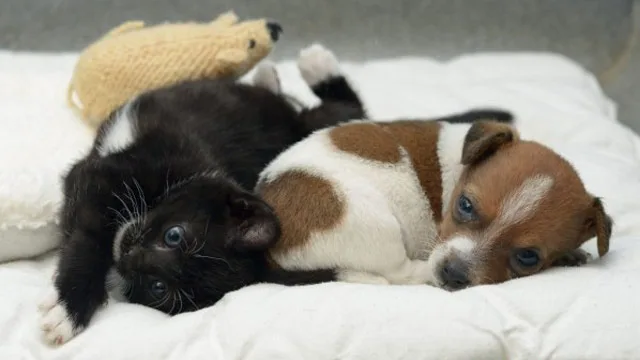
(513, 248), (540, 268)
(150, 280), (168, 298)
(456, 194), (477, 221)
(248, 39), (256, 49)
(164, 226), (185, 247)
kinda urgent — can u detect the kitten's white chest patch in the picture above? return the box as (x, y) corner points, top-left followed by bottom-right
(98, 101), (137, 157)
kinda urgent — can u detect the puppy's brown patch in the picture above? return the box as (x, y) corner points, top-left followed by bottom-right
(380, 121), (444, 221)
(258, 170), (344, 252)
(329, 122), (401, 163)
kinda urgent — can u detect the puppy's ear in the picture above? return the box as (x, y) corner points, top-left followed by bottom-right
(224, 191), (281, 252)
(461, 121), (519, 165)
(579, 197), (612, 257)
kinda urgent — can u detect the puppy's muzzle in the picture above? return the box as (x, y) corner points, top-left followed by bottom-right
(439, 258), (471, 290)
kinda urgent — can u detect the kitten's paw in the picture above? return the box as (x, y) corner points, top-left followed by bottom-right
(37, 290), (59, 313)
(38, 291), (81, 346)
(253, 61), (281, 94)
(553, 249), (593, 267)
(297, 43), (341, 87)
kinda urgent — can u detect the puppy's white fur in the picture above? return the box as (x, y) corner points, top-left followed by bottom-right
(262, 122), (470, 285)
(498, 175), (554, 229)
(436, 124), (468, 215)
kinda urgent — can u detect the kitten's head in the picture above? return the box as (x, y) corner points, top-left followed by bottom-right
(112, 175), (279, 314)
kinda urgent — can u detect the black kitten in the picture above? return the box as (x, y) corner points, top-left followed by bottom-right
(38, 45), (365, 345)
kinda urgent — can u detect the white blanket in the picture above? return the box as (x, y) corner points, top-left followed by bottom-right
(1, 50), (639, 360)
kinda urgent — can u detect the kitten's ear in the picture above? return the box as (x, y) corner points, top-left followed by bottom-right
(462, 121), (519, 165)
(224, 191), (281, 252)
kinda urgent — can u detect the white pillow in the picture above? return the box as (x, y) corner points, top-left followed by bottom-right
(0, 52), (94, 262)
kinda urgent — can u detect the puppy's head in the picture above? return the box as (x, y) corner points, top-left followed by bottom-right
(430, 121), (612, 290)
(113, 176), (279, 314)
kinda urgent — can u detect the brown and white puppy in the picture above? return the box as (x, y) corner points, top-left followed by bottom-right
(256, 115), (612, 290)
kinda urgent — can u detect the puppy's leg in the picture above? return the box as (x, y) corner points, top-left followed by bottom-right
(552, 248), (592, 267)
(252, 61), (282, 94)
(296, 44), (366, 132)
(328, 204), (434, 285)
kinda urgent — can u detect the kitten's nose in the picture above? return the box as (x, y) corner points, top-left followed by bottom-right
(439, 259), (470, 290)
(266, 21), (282, 42)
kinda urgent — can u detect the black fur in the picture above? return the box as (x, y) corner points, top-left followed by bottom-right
(54, 74), (365, 331)
(438, 109), (513, 124)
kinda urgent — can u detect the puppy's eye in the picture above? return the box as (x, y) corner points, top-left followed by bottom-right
(513, 248), (540, 268)
(248, 39), (256, 49)
(456, 194), (477, 221)
(150, 280), (168, 298)
(164, 226), (185, 247)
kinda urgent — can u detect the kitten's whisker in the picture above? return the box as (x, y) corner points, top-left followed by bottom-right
(193, 254), (233, 271)
(164, 169), (171, 198)
(177, 291), (184, 313)
(132, 177), (148, 214)
(168, 293), (177, 314)
(123, 181), (141, 222)
(149, 292), (170, 308)
(107, 206), (127, 225)
(203, 218), (211, 237)
(139, 227), (152, 240)
(112, 191), (135, 221)
(186, 237), (199, 254)
(129, 278), (136, 300)
(190, 237), (208, 256)
(180, 239), (190, 254)
(180, 289), (199, 310)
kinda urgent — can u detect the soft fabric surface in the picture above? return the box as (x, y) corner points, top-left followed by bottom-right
(1, 50), (639, 360)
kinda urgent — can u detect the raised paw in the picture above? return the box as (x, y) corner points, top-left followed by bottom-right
(552, 249), (593, 267)
(297, 43), (341, 87)
(38, 291), (81, 346)
(252, 61), (281, 94)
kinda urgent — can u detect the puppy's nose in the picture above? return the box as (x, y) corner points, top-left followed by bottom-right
(440, 259), (470, 290)
(266, 21), (283, 41)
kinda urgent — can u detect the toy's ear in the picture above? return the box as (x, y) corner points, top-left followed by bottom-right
(217, 49), (248, 70)
(224, 191), (281, 252)
(461, 121), (519, 165)
(104, 21), (145, 37)
(210, 11), (239, 28)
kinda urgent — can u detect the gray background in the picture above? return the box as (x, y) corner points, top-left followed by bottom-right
(1, 0), (639, 133)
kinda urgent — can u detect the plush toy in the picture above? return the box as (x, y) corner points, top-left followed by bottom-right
(66, 11), (283, 128)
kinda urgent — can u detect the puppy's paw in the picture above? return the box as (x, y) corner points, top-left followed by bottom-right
(552, 249), (593, 267)
(253, 61), (281, 94)
(38, 291), (82, 346)
(297, 43), (341, 87)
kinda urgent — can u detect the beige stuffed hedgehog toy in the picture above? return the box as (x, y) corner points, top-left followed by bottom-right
(67, 11), (283, 127)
